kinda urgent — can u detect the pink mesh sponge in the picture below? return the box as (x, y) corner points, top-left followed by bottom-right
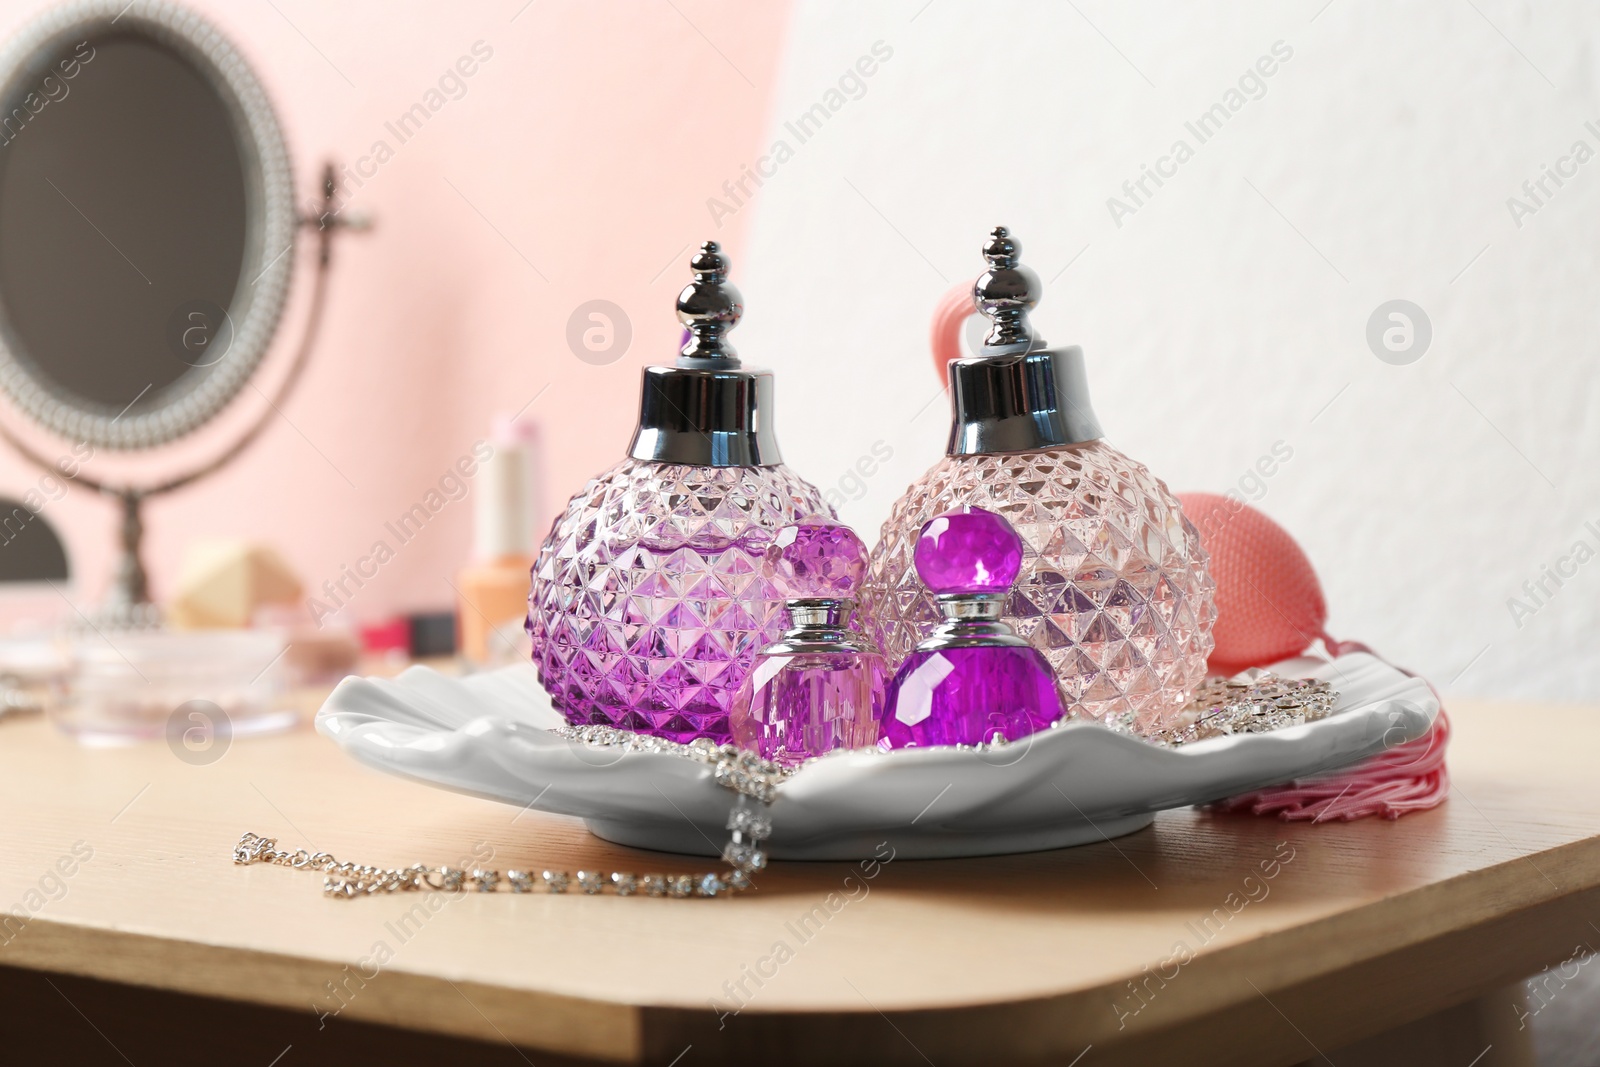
(1178, 492), (1450, 822)
(1178, 493), (1329, 674)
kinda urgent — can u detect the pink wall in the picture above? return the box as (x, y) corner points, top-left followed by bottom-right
(0, 0), (793, 626)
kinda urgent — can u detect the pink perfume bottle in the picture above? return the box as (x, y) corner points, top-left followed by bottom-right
(862, 228), (1216, 733)
(729, 518), (887, 767)
(881, 507), (1066, 748)
(526, 243), (828, 743)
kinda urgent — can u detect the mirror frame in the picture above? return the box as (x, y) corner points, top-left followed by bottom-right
(0, 0), (295, 451)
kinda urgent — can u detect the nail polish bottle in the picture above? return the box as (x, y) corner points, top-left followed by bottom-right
(881, 507), (1066, 748)
(526, 242), (829, 743)
(457, 417), (542, 665)
(729, 518), (887, 767)
(862, 228), (1216, 733)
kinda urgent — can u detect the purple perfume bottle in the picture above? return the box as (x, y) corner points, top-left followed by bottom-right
(881, 507), (1066, 749)
(862, 227), (1216, 734)
(526, 243), (828, 743)
(729, 518), (887, 767)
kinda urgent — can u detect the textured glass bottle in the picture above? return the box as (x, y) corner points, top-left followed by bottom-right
(729, 519), (887, 767)
(526, 243), (828, 743)
(862, 228), (1216, 734)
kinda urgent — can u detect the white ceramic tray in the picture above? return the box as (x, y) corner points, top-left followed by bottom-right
(315, 652), (1437, 861)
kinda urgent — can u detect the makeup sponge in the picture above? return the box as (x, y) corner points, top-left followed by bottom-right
(1177, 492), (1328, 674)
(1178, 492), (1451, 822)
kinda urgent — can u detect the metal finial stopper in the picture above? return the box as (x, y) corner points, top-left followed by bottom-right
(676, 240), (743, 365)
(945, 225), (1102, 456)
(973, 226), (1040, 352)
(631, 239), (777, 466)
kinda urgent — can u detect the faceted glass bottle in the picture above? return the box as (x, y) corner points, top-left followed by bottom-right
(527, 243), (828, 743)
(730, 519), (888, 766)
(862, 228), (1215, 734)
(881, 508), (1067, 748)
(733, 631), (888, 766)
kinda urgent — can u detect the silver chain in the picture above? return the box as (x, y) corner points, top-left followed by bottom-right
(234, 732), (784, 899)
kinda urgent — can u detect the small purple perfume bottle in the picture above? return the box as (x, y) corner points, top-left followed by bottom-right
(729, 518), (887, 767)
(881, 507), (1066, 748)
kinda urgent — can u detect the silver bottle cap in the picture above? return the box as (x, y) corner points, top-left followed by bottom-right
(916, 594), (1031, 650)
(761, 598), (878, 656)
(629, 241), (781, 467)
(946, 227), (1103, 456)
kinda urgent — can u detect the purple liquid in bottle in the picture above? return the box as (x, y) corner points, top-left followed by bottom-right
(880, 507), (1066, 748)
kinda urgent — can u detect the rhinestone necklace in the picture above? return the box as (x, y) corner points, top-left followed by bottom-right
(240, 672), (1333, 899)
(234, 735), (783, 899)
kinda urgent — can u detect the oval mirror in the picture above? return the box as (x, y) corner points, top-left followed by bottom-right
(0, 2), (295, 450)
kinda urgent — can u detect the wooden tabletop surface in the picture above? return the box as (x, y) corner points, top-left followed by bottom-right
(1, 695), (1597, 1066)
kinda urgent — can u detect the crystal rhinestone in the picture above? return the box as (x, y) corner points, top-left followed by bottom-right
(642, 874), (668, 897)
(438, 867), (465, 892)
(1150, 674), (1336, 745)
(611, 872), (639, 896)
(722, 842), (767, 871)
(506, 870), (533, 893)
(716, 761), (779, 803)
(471, 868), (500, 892)
(668, 875), (694, 898)
(697, 873), (726, 897)
(541, 870), (571, 893)
(576, 870), (604, 895)
(727, 869), (753, 891)
(726, 804), (773, 839)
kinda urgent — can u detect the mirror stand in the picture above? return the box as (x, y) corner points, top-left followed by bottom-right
(111, 487), (146, 612)
(0, 164), (368, 625)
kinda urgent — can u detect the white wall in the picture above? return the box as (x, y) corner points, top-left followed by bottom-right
(737, 0), (1600, 705)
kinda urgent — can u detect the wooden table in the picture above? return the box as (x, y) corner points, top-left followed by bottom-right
(1, 696), (1596, 1066)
